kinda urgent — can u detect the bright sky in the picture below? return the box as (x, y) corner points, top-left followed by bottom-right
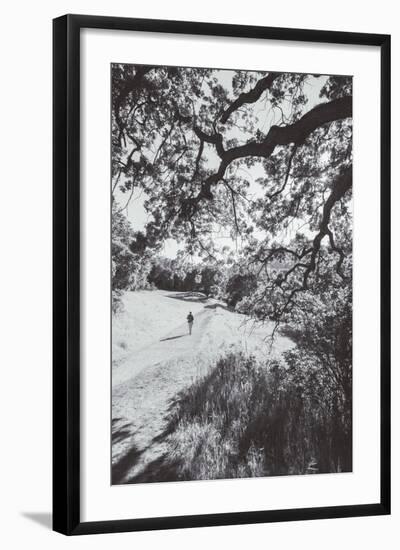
(114, 70), (327, 259)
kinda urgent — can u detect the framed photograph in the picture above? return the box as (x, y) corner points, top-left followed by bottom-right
(53, 14), (390, 535)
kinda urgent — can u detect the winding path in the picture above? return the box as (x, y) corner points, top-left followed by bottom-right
(111, 293), (292, 484)
(112, 309), (217, 483)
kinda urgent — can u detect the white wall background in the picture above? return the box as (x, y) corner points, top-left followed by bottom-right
(0, 0), (398, 547)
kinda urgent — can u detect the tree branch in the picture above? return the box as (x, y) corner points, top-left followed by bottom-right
(301, 165), (352, 289)
(223, 95), (352, 164)
(181, 96), (352, 219)
(220, 72), (280, 123)
(268, 144), (298, 199)
(223, 180), (241, 235)
(251, 166), (352, 321)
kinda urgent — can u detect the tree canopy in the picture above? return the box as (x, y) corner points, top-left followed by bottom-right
(112, 65), (352, 324)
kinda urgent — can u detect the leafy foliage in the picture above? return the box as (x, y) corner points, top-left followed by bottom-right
(225, 272), (257, 308)
(112, 65), (352, 320)
(112, 201), (155, 310)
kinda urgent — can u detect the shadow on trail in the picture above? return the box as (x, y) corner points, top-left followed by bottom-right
(114, 399), (185, 485)
(124, 453), (183, 484)
(160, 334), (186, 342)
(112, 418), (143, 484)
(165, 291), (208, 304)
(112, 420), (132, 445)
(112, 422), (182, 485)
(112, 444), (144, 484)
(203, 302), (232, 312)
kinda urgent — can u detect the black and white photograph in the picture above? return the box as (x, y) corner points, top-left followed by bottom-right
(0, 0), (394, 544)
(111, 64), (353, 484)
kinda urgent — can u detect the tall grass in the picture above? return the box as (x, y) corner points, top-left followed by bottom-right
(166, 351), (351, 481)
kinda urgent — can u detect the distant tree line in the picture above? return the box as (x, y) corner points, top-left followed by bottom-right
(147, 257), (220, 296)
(112, 194), (292, 312)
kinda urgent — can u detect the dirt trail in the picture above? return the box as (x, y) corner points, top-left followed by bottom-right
(111, 291), (292, 484)
(112, 309), (216, 483)
(112, 307), (212, 387)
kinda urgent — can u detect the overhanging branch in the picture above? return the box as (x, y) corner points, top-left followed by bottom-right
(220, 72), (280, 124)
(181, 96), (352, 219)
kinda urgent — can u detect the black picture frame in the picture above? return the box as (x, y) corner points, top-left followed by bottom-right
(53, 14), (391, 535)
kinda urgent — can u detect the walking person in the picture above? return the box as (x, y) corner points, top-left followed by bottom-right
(187, 311), (194, 335)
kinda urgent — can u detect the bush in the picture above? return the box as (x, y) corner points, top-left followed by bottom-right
(225, 272), (257, 309)
(112, 204), (157, 311)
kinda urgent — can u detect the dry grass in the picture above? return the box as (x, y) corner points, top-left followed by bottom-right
(166, 352), (351, 481)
